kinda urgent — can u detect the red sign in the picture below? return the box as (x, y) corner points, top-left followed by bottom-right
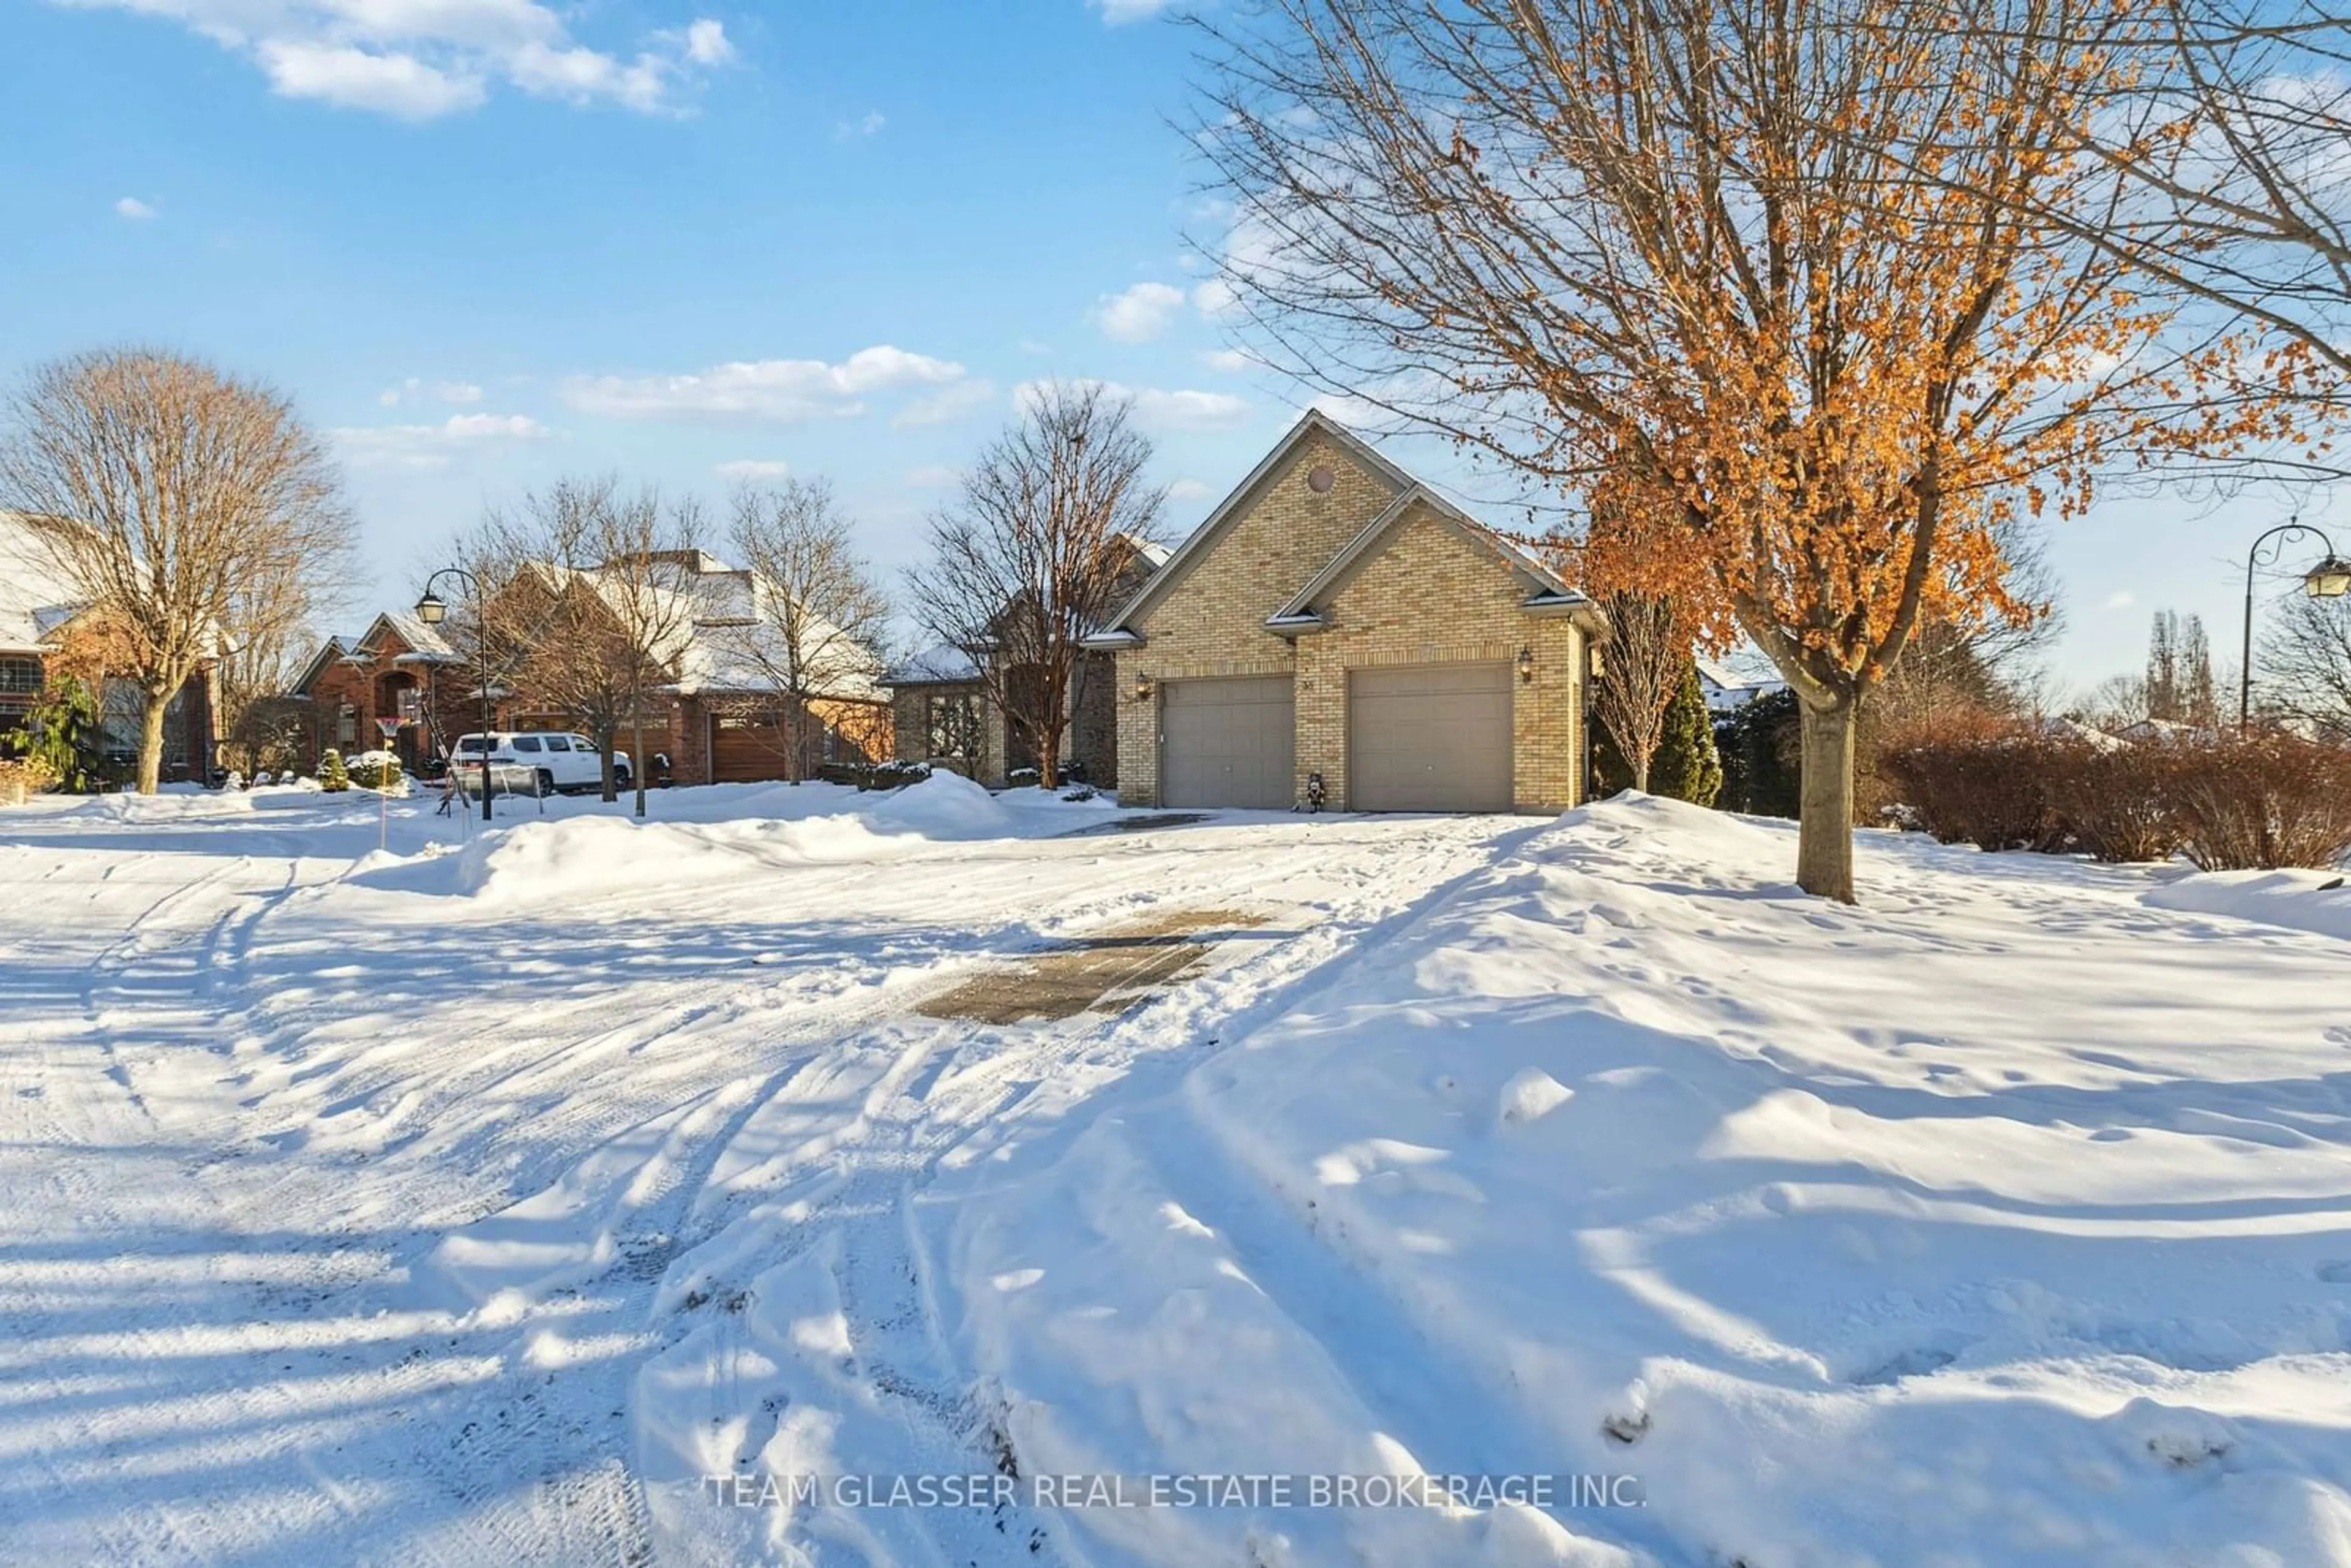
(377, 718), (402, 740)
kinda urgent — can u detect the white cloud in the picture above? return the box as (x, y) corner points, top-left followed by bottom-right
(1199, 348), (1253, 373)
(1093, 280), (1186, 343)
(258, 39), (487, 118)
(331, 412), (553, 468)
(70, 2), (732, 120)
(893, 379), (996, 428)
(833, 110), (886, 140)
(1014, 378), (1252, 434)
(114, 196), (157, 220)
(378, 377), (486, 407)
(561, 346), (970, 423)
(2104, 590), (2137, 610)
(715, 459), (792, 481)
(681, 19), (733, 66)
(1167, 478), (1213, 501)
(904, 464), (961, 489)
(1191, 278), (1239, 319)
(1093, 0), (1178, 23)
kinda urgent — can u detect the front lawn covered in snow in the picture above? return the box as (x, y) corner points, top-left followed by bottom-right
(0, 783), (2344, 1566)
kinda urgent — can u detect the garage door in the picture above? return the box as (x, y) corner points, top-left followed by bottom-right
(712, 718), (809, 783)
(1348, 662), (1513, 812)
(1162, 676), (1295, 809)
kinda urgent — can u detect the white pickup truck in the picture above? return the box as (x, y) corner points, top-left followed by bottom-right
(452, 732), (632, 796)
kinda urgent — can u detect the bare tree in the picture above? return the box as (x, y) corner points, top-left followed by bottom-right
(1, 349), (349, 792)
(588, 487), (707, 819)
(2076, 2), (2351, 409)
(467, 480), (635, 801)
(1191, 0), (2276, 900)
(1586, 591), (1684, 793)
(913, 383), (1165, 787)
(2262, 590), (2351, 739)
(721, 478), (890, 784)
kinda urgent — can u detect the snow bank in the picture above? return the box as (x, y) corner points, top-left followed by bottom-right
(945, 794), (2351, 1566)
(2144, 866), (2351, 943)
(342, 772), (1118, 906)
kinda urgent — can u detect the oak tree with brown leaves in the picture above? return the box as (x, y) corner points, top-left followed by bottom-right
(1196, 0), (2301, 899)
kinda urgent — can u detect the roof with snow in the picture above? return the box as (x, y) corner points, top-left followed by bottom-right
(888, 643), (985, 685)
(0, 512), (92, 656)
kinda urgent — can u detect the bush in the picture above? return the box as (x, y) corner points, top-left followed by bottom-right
(816, 760), (932, 792)
(0, 756), (58, 805)
(2, 677), (105, 793)
(318, 749), (350, 792)
(1877, 719), (2061, 851)
(2041, 741), (2184, 863)
(346, 752), (404, 792)
(2165, 732), (2351, 871)
(1714, 688), (1801, 818)
(1652, 661), (1724, 807)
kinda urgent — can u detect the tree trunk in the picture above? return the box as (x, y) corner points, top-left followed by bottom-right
(137, 687), (169, 795)
(1796, 697), (1858, 902)
(631, 708), (648, 819)
(1629, 752), (1652, 793)
(786, 696), (804, 785)
(601, 734), (618, 803)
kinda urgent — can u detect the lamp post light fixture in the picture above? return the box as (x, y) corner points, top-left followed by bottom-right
(1133, 669), (1154, 703)
(2239, 520), (2347, 733)
(414, 568), (493, 823)
(1517, 645), (1536, 683)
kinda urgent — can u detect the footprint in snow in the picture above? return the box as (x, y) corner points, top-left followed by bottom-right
(2317, 1261), (2351, 1285)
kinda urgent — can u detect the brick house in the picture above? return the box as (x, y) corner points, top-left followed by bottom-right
(290, 611), (473, 770)
(1, 511), (217, 779)
(887, 536), (1166, 788)
(1082, 411), (1608, 813)
(297, 554), (892, 787)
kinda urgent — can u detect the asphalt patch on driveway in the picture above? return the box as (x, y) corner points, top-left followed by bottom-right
(918, 909), (1272, 1025)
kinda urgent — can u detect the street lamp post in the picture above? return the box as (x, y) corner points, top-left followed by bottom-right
(413, 568), (494, 823)
(2239, 520), (2351, 733)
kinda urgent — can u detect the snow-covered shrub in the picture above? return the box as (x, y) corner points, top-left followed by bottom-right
(318, 749), (350, 792)
(2164, 732), (2351, 870)
(346, 752), (405, 792)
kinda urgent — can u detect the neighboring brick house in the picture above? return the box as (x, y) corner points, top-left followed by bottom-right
(887, 536), (1166, 788)
(1083, 411), (1608, 814)
(0, 511), (217, 779)
(298, 554), (892, 787)
(290, 612), (473, 770)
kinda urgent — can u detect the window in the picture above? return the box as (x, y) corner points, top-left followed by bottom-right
(926, 691), (983, 759)
(542, 735), (571, 751)
(0, 656), (39, 697)
(572, 736), (594, 752)
(512, 735), (542, 752)
(457, 735), (493, 754)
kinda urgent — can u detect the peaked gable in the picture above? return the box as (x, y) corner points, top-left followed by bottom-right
(1269, 485), (1601, 634)
(1093, 410), (1411, 642)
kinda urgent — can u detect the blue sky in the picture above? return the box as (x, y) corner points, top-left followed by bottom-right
(5, 0), (2338, 690)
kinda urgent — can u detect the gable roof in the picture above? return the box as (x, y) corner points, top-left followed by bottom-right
(1265, 482), (1602, 635)
(0, 512), (92, 656)
(290, 634), (364, 696)
(1090, 409), (1415, 642)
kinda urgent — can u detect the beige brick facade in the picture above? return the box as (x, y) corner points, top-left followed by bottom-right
(1109, 417), (1593, 814)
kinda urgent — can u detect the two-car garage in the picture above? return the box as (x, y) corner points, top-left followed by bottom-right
(1157, 662), (1515, 812)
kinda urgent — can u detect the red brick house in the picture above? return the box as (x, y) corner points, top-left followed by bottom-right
(290, 612), (474, 771)
(1, 512), (217, 780)
(294, 553), (892, 787)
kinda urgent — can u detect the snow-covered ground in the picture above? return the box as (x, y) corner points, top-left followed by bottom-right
(1, 781), (2345, 1566)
